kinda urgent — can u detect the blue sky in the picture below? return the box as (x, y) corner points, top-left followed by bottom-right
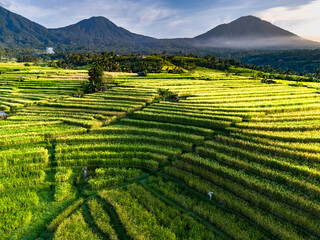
(1, 0), (319, 41)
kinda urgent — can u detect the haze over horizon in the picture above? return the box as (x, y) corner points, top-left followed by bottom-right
(0, 0), (319, 42)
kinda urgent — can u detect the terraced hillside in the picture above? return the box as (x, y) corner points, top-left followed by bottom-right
(1, 66), (320, 240)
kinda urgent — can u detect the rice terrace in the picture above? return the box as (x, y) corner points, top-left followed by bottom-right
(1, 1), (320, 240)
(0, 59), (320, 240)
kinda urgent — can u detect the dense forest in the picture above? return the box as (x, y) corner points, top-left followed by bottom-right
(1, 48), (319, 79)
(233, 49), (320, 74)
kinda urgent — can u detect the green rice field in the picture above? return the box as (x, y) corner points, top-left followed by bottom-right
(1, 64), (320, 240)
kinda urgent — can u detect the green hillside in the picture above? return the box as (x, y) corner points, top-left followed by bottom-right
(1, 64), (320, 240)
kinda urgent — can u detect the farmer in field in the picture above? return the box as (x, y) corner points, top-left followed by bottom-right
(208, 191), (214, 200)
(83, 167), (87, 180)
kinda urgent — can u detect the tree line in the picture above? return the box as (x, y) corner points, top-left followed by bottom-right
(1, 48), (319, 80)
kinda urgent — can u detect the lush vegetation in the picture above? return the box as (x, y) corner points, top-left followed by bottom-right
(1, 60), (320, 240)
(239, 48), (320, 75)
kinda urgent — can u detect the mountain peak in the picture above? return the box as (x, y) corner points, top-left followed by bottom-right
(196, 15), (296, 39)
(49, 14), (155, 49)
(236, 15), (263, 21)
(232, 15), (277, 27)
(88, 16), (108, 20)
(193, 15), (317, 49)
(53, 16), (117, 32)
(76, 16), (114, 25)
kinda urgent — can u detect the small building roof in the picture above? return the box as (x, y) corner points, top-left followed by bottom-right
(0, 111), (7, 116)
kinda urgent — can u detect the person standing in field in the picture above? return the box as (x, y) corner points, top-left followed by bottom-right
(83, 167), (87, 181)
(208, 191), (214, 200)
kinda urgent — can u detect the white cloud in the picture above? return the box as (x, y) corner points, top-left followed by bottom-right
(258, 0), (320, 41)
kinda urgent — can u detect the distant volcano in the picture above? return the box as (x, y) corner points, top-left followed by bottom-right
(193, 16), (318, 49)
(49, 16), (158, 49)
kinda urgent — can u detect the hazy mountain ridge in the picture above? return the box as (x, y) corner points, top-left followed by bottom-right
(0, 6), (318, 51)
(194, 16), (318, 49)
